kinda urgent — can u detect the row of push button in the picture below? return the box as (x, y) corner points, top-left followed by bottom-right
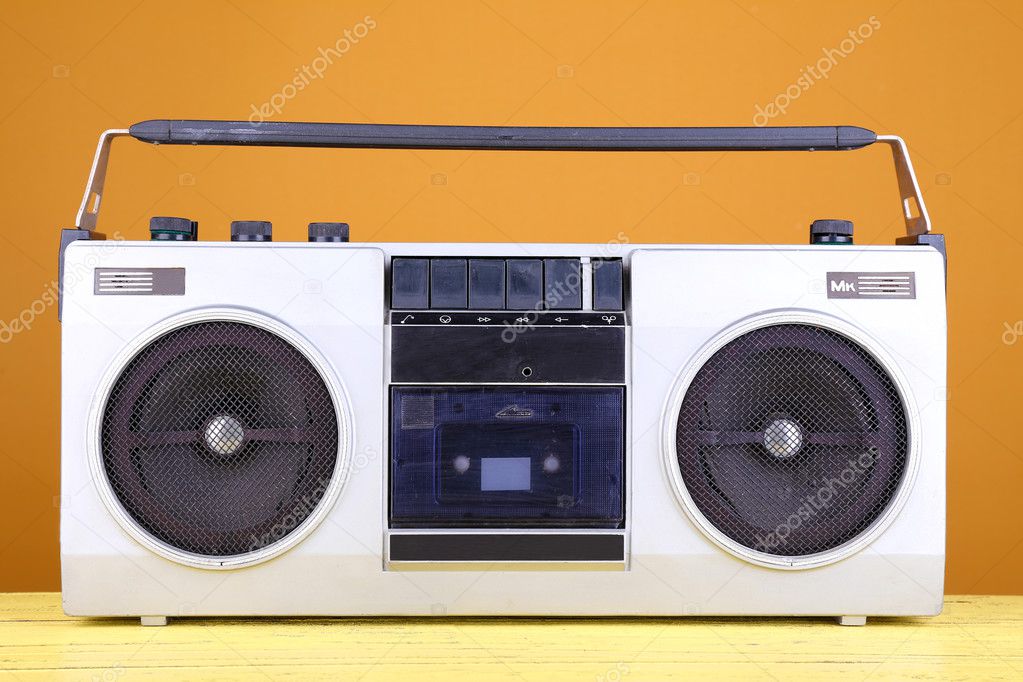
(391, 257), (623, 311)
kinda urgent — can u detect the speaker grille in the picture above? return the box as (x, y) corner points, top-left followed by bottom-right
(101, 320), (339, 559)
(675, 324), (908, 558)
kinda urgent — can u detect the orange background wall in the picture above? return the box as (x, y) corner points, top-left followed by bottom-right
(0, 0), (1021, 594)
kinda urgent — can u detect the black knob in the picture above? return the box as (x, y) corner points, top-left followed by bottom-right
(150, 216), (197, 241)
(308, 222), (349, 242)
(231, 220), (272, 242)
(810, 219), (854, 245)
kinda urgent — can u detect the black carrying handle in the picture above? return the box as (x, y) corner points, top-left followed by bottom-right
(129, 119), (877, 152)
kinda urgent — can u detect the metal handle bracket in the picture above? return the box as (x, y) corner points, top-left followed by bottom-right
(74, 128), (128, 231)
(876, 134), (931, 235)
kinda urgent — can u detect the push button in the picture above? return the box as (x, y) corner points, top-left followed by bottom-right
(391, 258), (430, 309)
(592, 258), (624, 310)
(544, 258), (581, 310)
(469, 259), (506, 309)
(506, 259), (543, 310)
(430, 258), (468, 309)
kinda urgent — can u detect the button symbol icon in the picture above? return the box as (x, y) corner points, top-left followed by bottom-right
(515, 317), (529, 324)
(601, 315), (617, 324)
(399, 315), (415, 324)
(477, 316), (492, 323)
(554, 316), (567, 323)
(439, 315), (452, 324)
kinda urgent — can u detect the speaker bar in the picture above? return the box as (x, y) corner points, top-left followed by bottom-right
(388, 533), (626, 562)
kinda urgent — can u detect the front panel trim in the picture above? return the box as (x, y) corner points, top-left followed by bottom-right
(389, 533), (626, 562)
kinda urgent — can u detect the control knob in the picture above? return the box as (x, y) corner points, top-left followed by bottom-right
(149, 216), (197, 241)
(810, 219), (854, 245)
(308, 222), (349, 242)
(231, 220), (272, 242)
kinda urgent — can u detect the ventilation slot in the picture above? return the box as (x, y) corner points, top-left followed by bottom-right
(96, 270), (155, 294)
(856, 275), (913, 297)
(94, 268), (185, 296)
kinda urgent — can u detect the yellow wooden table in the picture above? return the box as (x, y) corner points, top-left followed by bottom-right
(1, 594), (1021, 680)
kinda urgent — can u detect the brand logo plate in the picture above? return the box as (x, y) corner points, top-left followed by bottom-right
(826, 272), (915, 299)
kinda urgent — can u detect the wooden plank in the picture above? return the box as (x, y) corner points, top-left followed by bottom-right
(0, 594), (1020, 680)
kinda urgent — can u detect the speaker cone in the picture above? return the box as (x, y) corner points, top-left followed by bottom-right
(674, 323), (909, 559)
(100, 320), (340, 559)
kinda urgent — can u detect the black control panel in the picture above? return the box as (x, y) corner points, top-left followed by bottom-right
(386, 253), (628, 537)
(389, 311), (623, 326)
(390, 257), (624, 311)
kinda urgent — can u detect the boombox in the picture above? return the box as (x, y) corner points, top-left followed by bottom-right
(59, 120), (946, 626)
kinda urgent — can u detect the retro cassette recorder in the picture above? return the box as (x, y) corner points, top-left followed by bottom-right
(59, 120), (946, 626)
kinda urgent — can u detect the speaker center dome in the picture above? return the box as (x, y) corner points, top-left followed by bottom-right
(204, 415), (245, 457)
(762, 417), (804, 460)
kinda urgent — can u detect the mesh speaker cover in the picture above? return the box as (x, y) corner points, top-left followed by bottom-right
(675, 324), (908, 558)
(101, 320), (339, 558)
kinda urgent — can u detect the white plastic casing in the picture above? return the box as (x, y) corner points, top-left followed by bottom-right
(60, 240), (945, 618)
